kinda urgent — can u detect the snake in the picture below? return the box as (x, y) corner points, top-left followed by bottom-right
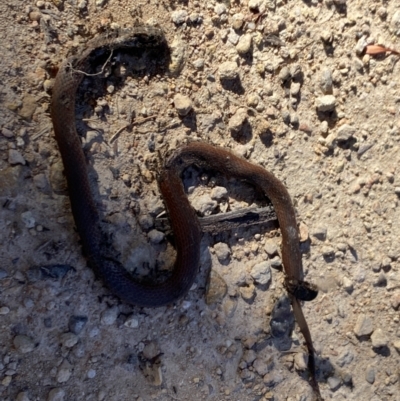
(50, 26), (323, 400)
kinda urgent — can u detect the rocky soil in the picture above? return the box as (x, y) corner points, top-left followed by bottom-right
(1, 0), (400, 400)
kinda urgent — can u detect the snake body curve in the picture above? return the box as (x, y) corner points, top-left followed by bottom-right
(50, 26), (322, 399)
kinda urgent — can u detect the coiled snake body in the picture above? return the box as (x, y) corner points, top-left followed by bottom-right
(50, 26), (322, 400)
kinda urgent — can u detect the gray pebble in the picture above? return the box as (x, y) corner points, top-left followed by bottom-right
(311, 226), (327, 240)
(171, 10), (188, 25)
(173, 94), (192, 116)
(8, 149), (26, 165)
(148, 229), (165, 244)
(371, 328), (388, 348)
(214, 3), (227, 15)
(250, 261), (271, 285)
(337, 124), (356, 141)
(278, 66), (291, 83)
(1, 127), (14, 138)
(16, 392), (30, 401)
(354, 314), (373, 337)
(219, 61), (239, 80)
(341, 276), (353, 293)
(242, 350), (257, 365)
(319, 69), (333, 94)
(327, 376), (342, 391)
(354, 37), (368, 56)
(47, 388), (65, 401)
(269, 256), (282, 269)
(315, 95), (336, 112)
(68, 316), (88, 335)
(336, 348), (354, 367)
(21, 211), (35, 228)
(192, 58), (205, 70)
(253, 358), (271, 376)
(13, 335), (35, 354)
(100, 306), (119, 326)
(57, 360), (72, 383)
(365, 366), (375, 384)
(60, 332), (78, 348)
(191, 194), (217, 215)
(213, 242), (231, 262)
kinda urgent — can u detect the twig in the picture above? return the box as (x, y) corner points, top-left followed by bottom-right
(110, 115), (157, 143)
(68, 49), (114, 77)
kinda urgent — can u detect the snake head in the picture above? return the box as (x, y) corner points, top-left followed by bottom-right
(285, 278), (319, 301)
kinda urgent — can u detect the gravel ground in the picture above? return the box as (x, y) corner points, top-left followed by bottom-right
(1, 0), (400, 400)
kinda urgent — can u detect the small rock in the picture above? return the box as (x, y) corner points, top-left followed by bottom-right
(311, 226), (327, 241)
(365, 367), (375, 384)
(219, 61), (239, 80)
(171, 10), (188, 25)
(236, 34), (252, 55)
(57, 360), (72, 383)
(1, 127), (14, 138)
(206, 270), (227, 305)
(336, 348), (354, 367)
(250, 261), (271, 285)
(315, 95), (336, 112)
(211, 186), (228, 200)
(100, 306), (119, 326)
(253, 358), (271, 376)
(142, 342), (159, 360)
(264, 240), (278, 256)
(13, 335), (35, 353)
(299, 222), (309, 242)
(242, 349), (257, 365)
(294, 353), (308, 370)
(341, 276), (353, 293)
(8, 149), (26, 165)
(232, 13), (244, 30)
(355, 37), (368, 55)
(21, 211), (35, 228)
(68, 316), (88, 335)
(214, 3), (227, 15)
(319, 69), (333, 94)
(173, 94), (192, 116)
(337, 124), (356, 141)
(393, 340), (400, 352)
(124, 316), (139, 328)
(47, 388), (65, 401)
(60, 332), (78, 348)
(147, 229), (165, 244)
(16, 392), (30, 401)
(354, 314), (373, 337)
(228, 108), (247, 133)
(213, 242), (231, 262)
(18, 94), (37, 120)
(191, 194), (217, 216)
(390, 293), (400, 310)
(327, 376), (342, 391)
(390, 10), (400, 35)
(192, 58), (205, 70)
(371, 328), (388, 348)
(278, 66), (291, 83)
(168, 38), (186, 75)
(239, 284), (256, 302)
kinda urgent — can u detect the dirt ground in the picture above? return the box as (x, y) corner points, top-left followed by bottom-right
(1, 0), (400, 400)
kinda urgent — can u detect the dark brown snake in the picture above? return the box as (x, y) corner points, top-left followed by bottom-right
(50, 26), (323, 400)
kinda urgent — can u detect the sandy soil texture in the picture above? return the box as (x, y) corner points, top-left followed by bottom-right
(1, 0), (400, 400)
